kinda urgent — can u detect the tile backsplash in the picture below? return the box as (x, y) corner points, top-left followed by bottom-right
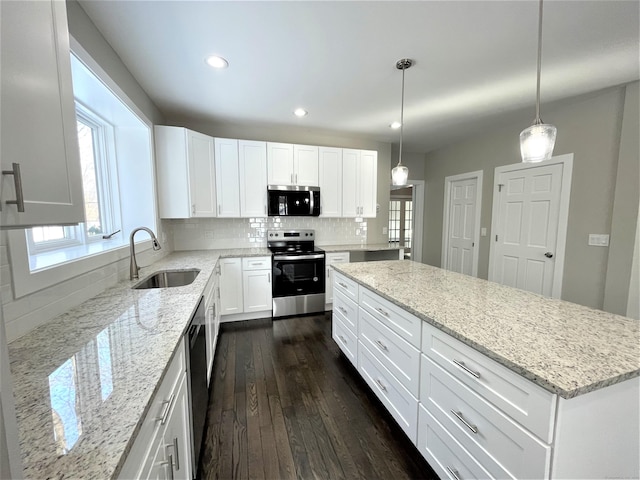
(167, 217), (368, 250)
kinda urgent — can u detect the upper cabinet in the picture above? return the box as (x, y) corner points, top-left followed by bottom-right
(155, 126), (217, 218)
(319, 147), (343, 217)
(214, 138), (240, 217)
(267, 143), (319, 186)
(343, 149), (378, 218)
(1, 0), (85, 228)
(238, 140), (267, 217)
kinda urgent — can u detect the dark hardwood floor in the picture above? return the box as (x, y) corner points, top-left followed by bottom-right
(198, 313), (439, 480)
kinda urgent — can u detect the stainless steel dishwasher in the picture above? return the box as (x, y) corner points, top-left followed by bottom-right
(187, 296), (207, 478)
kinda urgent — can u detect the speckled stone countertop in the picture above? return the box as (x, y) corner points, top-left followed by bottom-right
(320, 243), (403, 252)
(7, 248), (268, 480)
(333, 260), (640, 399)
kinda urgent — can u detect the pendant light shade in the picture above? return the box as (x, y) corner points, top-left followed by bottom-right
(520, 0), (556, 163)
(392, 58), (412, 186)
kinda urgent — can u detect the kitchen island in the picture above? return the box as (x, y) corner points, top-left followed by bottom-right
(332, 260), (639, 479)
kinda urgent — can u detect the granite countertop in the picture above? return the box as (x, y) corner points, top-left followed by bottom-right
(333, 260), (640, 399)
(321, 243), (403, 252)
(7, 248), (267, 479)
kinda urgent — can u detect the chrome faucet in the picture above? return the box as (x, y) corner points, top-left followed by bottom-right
(129, 227), (162, 280)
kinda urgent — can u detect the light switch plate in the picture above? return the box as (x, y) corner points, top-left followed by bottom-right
(588, 234), (610, 246)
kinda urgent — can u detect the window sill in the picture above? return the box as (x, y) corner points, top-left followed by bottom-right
(29, 237), (127, 272)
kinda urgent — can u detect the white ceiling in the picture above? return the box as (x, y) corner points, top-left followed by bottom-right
(78, 0), (639, 153)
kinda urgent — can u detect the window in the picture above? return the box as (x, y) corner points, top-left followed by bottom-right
(389, 198), (413, 251)
(28, 105), (118, 257)
(9, 44), (157, 297)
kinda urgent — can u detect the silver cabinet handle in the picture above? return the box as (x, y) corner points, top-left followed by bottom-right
(375, 339), (388, 351)
(452, 359), (481, 379)
(337, 306), (347, 315)
(290, 173), (293, 184)
(375, 307), (389, 317)
(192, 204), (196, 215)
(218, 205), (221, 215)
(264, 205), (267, 215)
(338, 335), (347, 344)
(173, 437), (180, 471)
(2, 163), (25, 212)
(160, 455), (175, 480)
(268, 272), (271, 283)
(295, 173), (298, 184)
(446, 466), (462, 480)
(338, 282), (348, 289)
(375, 378), (387, 392)
(451, 410), (478, 434)
(155, 393), (175, 424)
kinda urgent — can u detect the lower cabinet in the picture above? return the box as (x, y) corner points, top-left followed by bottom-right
(325, 252), (350, 305)
(119, 339), (192, 479)
(205, 266), (220, 385)
(219, 256), (272, 320)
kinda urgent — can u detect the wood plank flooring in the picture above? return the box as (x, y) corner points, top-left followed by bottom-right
(198, 313), (439, 480)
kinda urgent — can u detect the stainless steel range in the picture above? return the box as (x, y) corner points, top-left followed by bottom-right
(267, 229), (326, 317)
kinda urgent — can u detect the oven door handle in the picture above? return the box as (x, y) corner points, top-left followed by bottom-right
(273, 254), (325, 261)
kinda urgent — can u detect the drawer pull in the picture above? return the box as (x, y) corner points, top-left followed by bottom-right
(375, 378), (387, 392)
(338, 306), (348, 315)
(155, 393), (175, 425)
(338, 335), (347, 344)
(451, 410), (478, 434)
(338, 282), (348, 289)
(375, 307), (389, 317)
(446, 466), (461, 480)
(375, 339), (388, 351)
(453, 359), (481, 379)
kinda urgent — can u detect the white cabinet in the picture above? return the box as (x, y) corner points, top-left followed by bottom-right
(332, 271), (359, 366)
(214, 138), (241, 217)
(342, 149), (378, 218)
(119, 340), (192, 480)
(219, 258), (243, 315)
(267, 142), (319, 186)
(0, 0), (85, 228)
(318, 147), (343, 217)
(204, 266), (220, 385)
(238, 140), (267, 217)
(325, 252), (350, 304)
(242, 257), (272, 313)
(155, 126), (216, 218)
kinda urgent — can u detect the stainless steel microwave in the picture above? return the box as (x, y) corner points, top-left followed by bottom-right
(267, 185), (320, 216)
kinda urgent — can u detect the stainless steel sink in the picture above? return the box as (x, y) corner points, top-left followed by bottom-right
(133, 269), (200, 289)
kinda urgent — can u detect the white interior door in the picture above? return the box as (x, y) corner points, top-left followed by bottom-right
(442, 172), (482, 276)
(489, 155), (573, 298)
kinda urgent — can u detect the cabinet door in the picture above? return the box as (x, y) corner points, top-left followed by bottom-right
(1, 0), (84, 227)
(319, 147), (342, 217)
(187, 131), (216, 217)
(239, 140), (267, 217)
(267, 142), (294, 185)
(342, 149), (360, 217)
(325, 252), (350, 303)
(163, 376), (193, 480)
(293, 145), (319, 186)
(214, 138), (240, 217)
(219, 258), (243, 315)
(242, 270), (272, 313)
(359, 150), (378, 218)
(204, 281), (216, 385)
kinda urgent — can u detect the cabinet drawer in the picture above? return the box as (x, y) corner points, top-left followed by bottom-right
(332, 289), (357, 334)
(422, 323), (556, 442)
(359, 307), (420, 397)
(417, 404), (493, 480)
(421, 355), (551, 480)
(332, 315), (357, 366)
(359, 288), (421, 348)
(358, 342), (418, 443)
(333, 272), (359, 302)
(326, 252), (350, 265)
(242, 256), (271, 271)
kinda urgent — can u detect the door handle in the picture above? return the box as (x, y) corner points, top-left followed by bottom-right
(544, 252), (554, 258)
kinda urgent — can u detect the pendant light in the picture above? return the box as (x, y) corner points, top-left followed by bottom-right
(520, 0), (556, 163)
(392, 58), (413, 186)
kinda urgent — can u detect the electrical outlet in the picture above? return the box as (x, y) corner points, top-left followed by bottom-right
(204, 230), (214, 240)
(588, 234), (610, 246)
(481, 227), (487, 237)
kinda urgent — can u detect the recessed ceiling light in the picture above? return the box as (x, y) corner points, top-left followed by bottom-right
(294, 108), (308, 117)
(390, 121), (402, 129)
(205, 55), (229, 69)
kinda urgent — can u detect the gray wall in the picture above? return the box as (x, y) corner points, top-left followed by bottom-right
(422, 82), (639, 312)
(169, 118), (393, 244)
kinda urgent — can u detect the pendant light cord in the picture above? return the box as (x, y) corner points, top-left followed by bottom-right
(398, 64), (406, 166)
(535, 0), (544, 124)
